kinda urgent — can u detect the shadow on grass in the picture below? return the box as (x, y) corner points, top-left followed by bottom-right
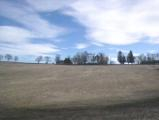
(1, 97), (159, 120)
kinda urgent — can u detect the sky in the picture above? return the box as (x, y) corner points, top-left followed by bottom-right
(0, 0), (159, 63)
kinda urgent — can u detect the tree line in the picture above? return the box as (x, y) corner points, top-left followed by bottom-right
(0, 54), (18, 62)
(137, 53), (159, 64)
(117, 50), (159, 64)
(117, 50), (135, 64)
(1, 50), (159, 65)
(35, 50), (159, 65)
(35, 51), (109, 65)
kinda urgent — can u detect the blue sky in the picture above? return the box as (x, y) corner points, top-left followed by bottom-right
(0, 0), (159, 63)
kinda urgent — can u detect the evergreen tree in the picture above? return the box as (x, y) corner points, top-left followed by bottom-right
(127, 50), (134, 64)
(118, 51), (123, 64)
(122, 55), (126, 64)
(117, 51), (126, 64)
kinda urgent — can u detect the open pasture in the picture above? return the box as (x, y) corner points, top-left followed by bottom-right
(0, 63), (159, 120)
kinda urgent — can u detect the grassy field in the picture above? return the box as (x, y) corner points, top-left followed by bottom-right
(0, 63), (159, 120)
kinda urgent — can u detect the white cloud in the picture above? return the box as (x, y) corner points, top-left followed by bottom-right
(75, 43), (89, 49)
(0, 43), (59, 56)
(0, 0), (64, 57)
(24, 0), (159, 45)
(64, 0), (159, 45)
(0, 0), (65, 38)
(0, 26), (59, 56)
(0, 26), (33, 44)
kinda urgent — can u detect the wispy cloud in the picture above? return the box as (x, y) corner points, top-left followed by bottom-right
(65, 0), (159, 45)
(0, 26), (59, 56)
(0, 43), (59, 56)
(0, 26), (33, 44)
(0, 0), (66, 56)
(0, 0), (65, 38)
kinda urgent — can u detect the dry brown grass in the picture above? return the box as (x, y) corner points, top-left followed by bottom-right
(0, 63), (159, 120)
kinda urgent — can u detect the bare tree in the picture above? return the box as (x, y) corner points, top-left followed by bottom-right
(72, 52), (108, 65)
(91, 54), (96, 64)
(5, 54), (12, 61)
(105, 56), (109, 64)
(44, 56), (51, 64)
(137, 54), (146, 64)
(139, 53), (159, 64)
(55, 54), (61, 64)
(76, 52), (82, 64)
(72, 55), (78, 64)
(14, 56), (18, 62)
(35, 56), (43, 64)
(81, 51), (88, 64)
(96, 53), (108, 64)
(0, 55), (3, 61)
(72, 51), (88, 64)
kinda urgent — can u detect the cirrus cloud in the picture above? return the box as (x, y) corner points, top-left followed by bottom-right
(0, 0), (65, 57)
(65, 0), (159, 45)
(0, 26), (59, 56)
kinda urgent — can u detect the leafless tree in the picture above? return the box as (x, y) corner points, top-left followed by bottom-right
(14, 56), (18, 62)
(5, 54), (12, 61)
(72, 51), (88, 64)
(35, 56), (43, 64)
(91, 54), (96, 64)
(55, 54), (61, 64)
(44, 56), (51, 64)
(96, 53), (109, 64)
(0, 55), (3, 61)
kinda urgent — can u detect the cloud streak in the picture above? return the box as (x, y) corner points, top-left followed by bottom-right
(65, 0), (159, 45)
(0, 0), (65, 56)
(0, 26), (33, 44)
(0, 0), (65, 38)
(0, 26), (59, 56)
(0, 43), (59, 56)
